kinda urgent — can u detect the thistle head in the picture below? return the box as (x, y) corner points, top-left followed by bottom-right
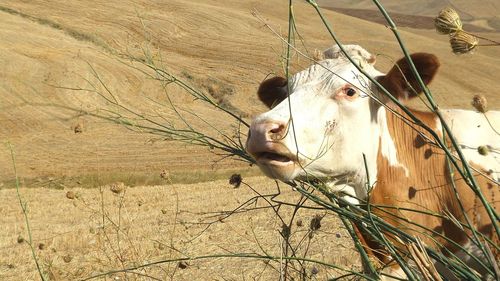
(435, 7), (462, 35)
(450, 31), (478, 54)
(471, 94), (487, 113)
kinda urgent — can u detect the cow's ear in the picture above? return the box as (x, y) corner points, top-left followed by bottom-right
(377, 53), (440, 100)
(257, 76), (288, 108)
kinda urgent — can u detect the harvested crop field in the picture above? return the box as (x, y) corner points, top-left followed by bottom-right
(0, 177), (357, 280)
(1, 0), (499, 280)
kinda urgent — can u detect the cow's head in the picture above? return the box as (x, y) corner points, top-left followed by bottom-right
(246, 45), (439, 196)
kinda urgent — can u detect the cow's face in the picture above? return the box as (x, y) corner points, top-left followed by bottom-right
(246, 45), (439, 185)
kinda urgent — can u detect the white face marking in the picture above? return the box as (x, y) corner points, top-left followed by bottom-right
(377, 108), (409, 176)
(250, 45), (387, 199)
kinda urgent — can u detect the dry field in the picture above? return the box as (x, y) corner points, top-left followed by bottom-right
(1, 177), (358, 280)
(1, 0), (499, 280)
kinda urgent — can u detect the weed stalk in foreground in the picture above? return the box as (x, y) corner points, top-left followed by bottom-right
(7, 142), (48, 281)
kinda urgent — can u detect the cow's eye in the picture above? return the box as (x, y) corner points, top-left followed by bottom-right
(345, 87), (356, 97)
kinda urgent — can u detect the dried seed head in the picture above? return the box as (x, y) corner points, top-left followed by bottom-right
(471, 94), (488, 113)
(110, 182), (125, 194)
(450, 31), (478, 54)
(160, 169), (170, 180)
(435, 7), (462, 35)
(281, 224), (291, 239)
(63, 255), (72, 263)
(178, 261), (188, 269)
(478, 146), (489, 156)
(73, 123), (83, 134)
(310, 214), (322, 231)
(17, 235), (24, 244)
(66, 191), (76, 200)
(229, 174), (242, 188)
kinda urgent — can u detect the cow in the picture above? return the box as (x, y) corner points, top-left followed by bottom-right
(245, 45), (499, 280)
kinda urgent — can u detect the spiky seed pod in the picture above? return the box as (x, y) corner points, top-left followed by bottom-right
(160, 169), (170, 179)
(63, 255), (72, 263)
(66, 191), (76, 200)
(478, 146), (489, 156)
(178, 261), (188, 269)
(435, 7), (462, 35)
(281, 223), (291, 239)
(471, 94), (488, 113)
(309, 214), (322, 231)
(450, 31), (478, 54)
(110, 182), (125, 194)
(229, 173), (242, 188)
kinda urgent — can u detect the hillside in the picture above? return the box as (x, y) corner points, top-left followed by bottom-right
(319, 0), (500, 31)
(1, 0), (499, 187)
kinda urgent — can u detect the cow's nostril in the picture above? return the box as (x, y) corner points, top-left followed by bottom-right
(269, 124), (286, 140)
(270, 125), (285, 134)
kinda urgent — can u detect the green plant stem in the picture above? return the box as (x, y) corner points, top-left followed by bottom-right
(8, 142), (48, 281)
(294, 181), (483, 280)
(339, 216), (379, 278)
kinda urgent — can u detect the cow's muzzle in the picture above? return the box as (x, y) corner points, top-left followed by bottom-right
(246, 120), (297, 166)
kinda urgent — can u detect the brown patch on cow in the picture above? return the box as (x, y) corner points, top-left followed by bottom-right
(424, 148), (433, 159)
(377, 53), (440, 100)
(408, 186), (417, 199)
(257, 76), (288, 108)
(363, 105), (500, 264)
(414, 134), (426, 148)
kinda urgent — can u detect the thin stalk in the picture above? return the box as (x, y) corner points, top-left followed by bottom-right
(81, 253), (375, 281)
(339, 216), (379, 278)
(8, 143), (48, 281)
(294, 182), (483, 280)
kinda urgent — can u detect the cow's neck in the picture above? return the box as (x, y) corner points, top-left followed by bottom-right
(371, 104), (453, 211)
(322, 104), (442, 204)
(342, 104), (442, 202)
(344, 104), (408, 202)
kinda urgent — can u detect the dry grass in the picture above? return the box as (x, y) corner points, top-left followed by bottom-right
(3, 167), (261, 192)
(0, 177), (358, 280)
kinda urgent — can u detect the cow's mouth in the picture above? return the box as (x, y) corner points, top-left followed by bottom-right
(256, 151), (296, 166)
